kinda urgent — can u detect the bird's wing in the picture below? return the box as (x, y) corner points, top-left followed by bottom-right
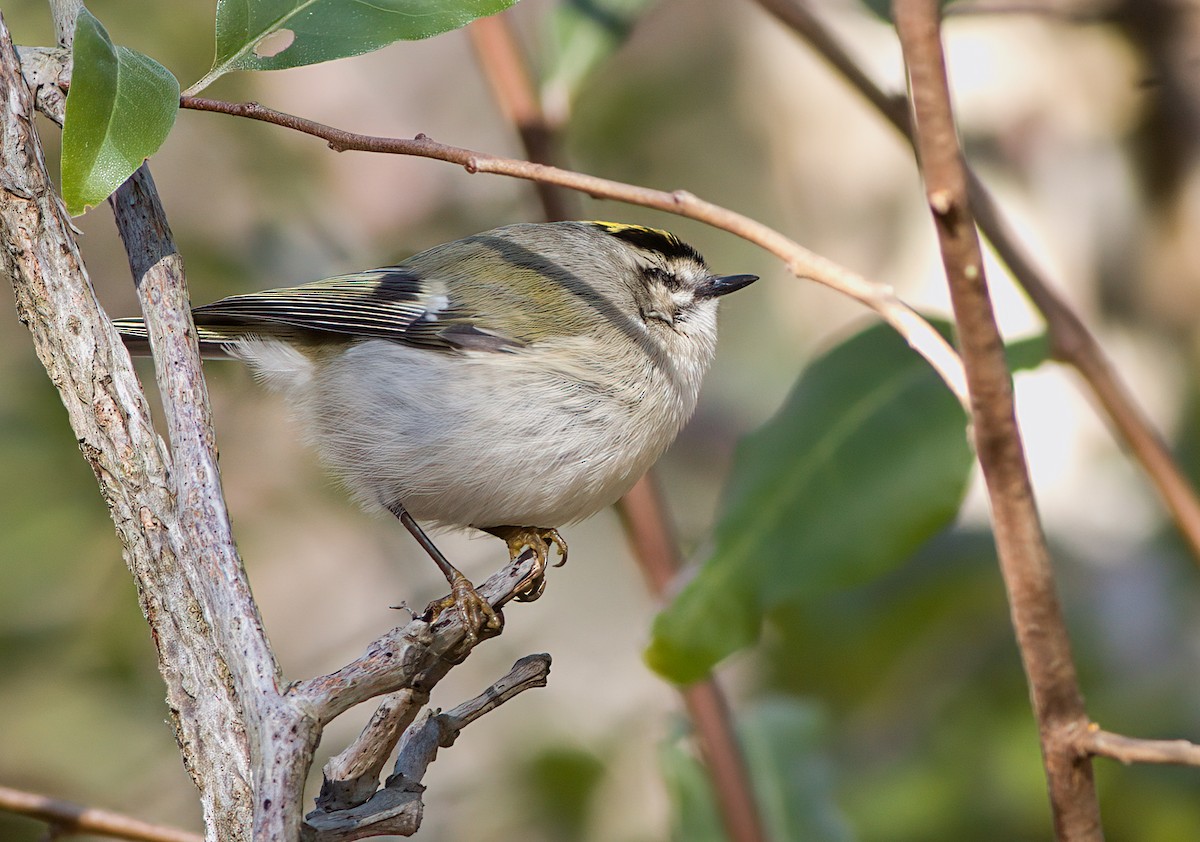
(115, 266), (526, 357)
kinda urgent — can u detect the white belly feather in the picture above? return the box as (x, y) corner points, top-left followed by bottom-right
(233, 335), (703, 529)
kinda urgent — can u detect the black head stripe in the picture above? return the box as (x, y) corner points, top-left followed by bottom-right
(588, 222), (705, 265)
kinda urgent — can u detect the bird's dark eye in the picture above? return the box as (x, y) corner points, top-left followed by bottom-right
(645, 266), (680, 289)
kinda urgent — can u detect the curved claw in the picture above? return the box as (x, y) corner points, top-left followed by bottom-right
(483, 525), (570, 602)
(546, 529), (568, 568)
(425, 571), (501, 645)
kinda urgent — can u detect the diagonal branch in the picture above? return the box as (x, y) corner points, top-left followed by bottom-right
(179, 94), (969, 407)
(304, 551), (539, 822)
(466, 14), (576, 220)
(751, 0), (1200, 567)
(893, 1), (1101, 838)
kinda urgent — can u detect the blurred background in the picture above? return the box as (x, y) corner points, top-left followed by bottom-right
(3, 0), (1200, 839)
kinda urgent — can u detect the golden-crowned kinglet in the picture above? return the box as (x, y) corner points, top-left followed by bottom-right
(116, 220), (757, 634)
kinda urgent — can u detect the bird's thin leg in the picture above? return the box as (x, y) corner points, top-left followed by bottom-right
(388, 502), (499, 644)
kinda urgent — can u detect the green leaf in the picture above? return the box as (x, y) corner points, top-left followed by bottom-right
(190, 0), (520, 93)
(541, 0), (655, 107)
(647, 321), (976, 683)
(61, 8), (180, 216)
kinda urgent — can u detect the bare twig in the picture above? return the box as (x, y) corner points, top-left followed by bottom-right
(893, 1), (1101, 838)
(0, 785), (202, 842)
(466, 15), (576, 220)
(293, 552), (535, 721)
(1078, 727), (1200, 767)
(303, 655), (552, 841)
(305, 550), (540, 821)
(619, 477), (768, 842)
(179, 94), (969, 406)
(751, 0), (1200, 566)
(317, 690), (428, 813)
(436, 652), (552, 736)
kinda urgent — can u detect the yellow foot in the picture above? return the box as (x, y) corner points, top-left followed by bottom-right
(483, 526), (568, 602)
(424, 571), (502, 646)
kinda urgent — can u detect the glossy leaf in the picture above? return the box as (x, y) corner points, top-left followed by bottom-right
(190, 0), (520, 92)
(61, 8), (180, 216)
(649, 322), (981, 684)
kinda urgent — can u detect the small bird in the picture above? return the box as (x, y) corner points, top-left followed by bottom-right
(116, 221), (757, 637)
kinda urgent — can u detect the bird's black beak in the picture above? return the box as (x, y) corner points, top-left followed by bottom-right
(699, 273), (759, 298)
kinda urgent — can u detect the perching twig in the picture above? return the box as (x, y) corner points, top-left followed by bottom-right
(893, 1), (1102, 838)
(303, 655), (551, 841)
(751, 0), (1200, 567)
(179, 94), (969, 407)
(0, 785), (202, 842)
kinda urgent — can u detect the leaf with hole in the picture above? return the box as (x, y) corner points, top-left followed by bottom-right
(61, 8), (180, 216)
(189, 0), (521, 93)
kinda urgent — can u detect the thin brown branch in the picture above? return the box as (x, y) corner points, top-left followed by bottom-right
(619, 477), (768, 842)
(179, 94), (968, 406)
(942, 0), (1114, 18)
(1078, 727), (1200, 767)
(0, 785), (202, 842)
(467, 21), (769, 842)
(893, 1), (1101, 839)
(619, 475), (684, 598)
(752, 0), (1200, 566)
(466, 16), (576, 220)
